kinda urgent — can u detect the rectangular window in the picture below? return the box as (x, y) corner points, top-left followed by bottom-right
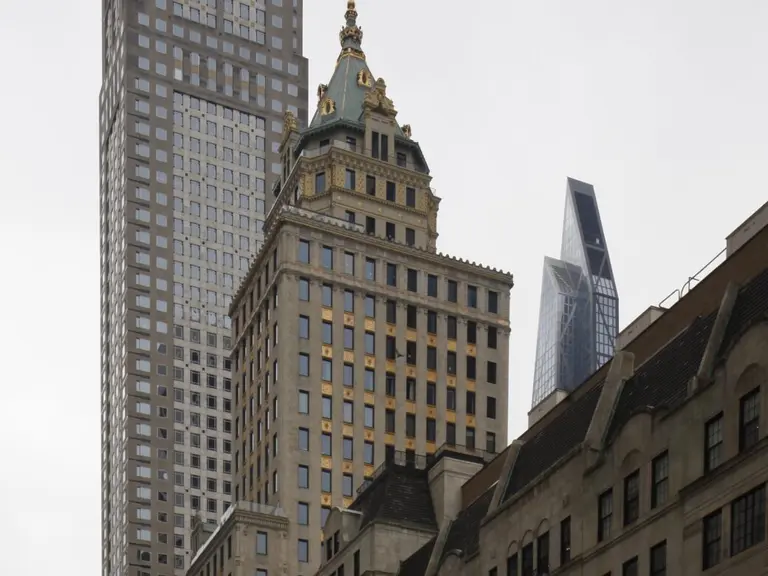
(344, 327), (355, 350)
(365, 257), (376, 281)
(386, 372), (396, 396)
(385, 181), (396, 202)
(322, 395), (332, 419)
(521, 543), (533, 576)
(447, 316), (457, 339)
(405, 227), (415, 246)
(407, 269), (418, 292)
(256, 531), (268, 555)
(487, 361), (498, 384)
(364, 295), (375, 318)
(321, 469), (331, 492)
(298, 539), (309, 563)
(622, 557), (638, 576)
(298, 239), (310, 263)
(446, 422), (456, 445)
(488, 327), (498, 349)
(447, 280), (458, 303)
(467, 321), (477, 344)
(598, 489), (612, 542)
(731, 484), (766, 555)
(365, 332), (375, 355)
(486, 396), (497, 419)
(322, 246), (334, 270)
(704, 413), (723, 472)
(406, 414), (416, 438)
(371, 131), (379, 158)
(651, 451), (669, 508)
(322, 321), (333, 345)
(315, 172), (325, 193)
(299, 315), (310, 339)
(322, 284), (333, 307)
(486, 431), (496, 453)
(385, 410), (395, 433)
(298, 465), (309, 489)
(702, 509), (721, 569)
(345, 169), (356, 189)
(381, 134), (389, 161)
(506, 554), (518, 576)
(624, 470), (639, 525)
(649, 540), (666, 576)
(536, 531), (549, 573)
(739, 388), (760, 452)
(406, 187), (416, 207)
(366, 175), (376, 195)
(364, 405), (374, 428)
(366, 216), (376, 235)
(386, 263), (397, 287)
(298, 353), (309, 376)
(344, 252), (355, 275)
(385, 221), (395, 240)
(466, 427), (475, 449)
(467, 285), (478, 308)
(321, 432), (332, 455)
(560, 516), (571, 564)
(298, 502), (309, 525)
(488, 290), (499, 313)
(426, 418), (436, 442)
(426, 382), (437, 405)
(396, 152), (407, 167)
(427, 274), (438, 297)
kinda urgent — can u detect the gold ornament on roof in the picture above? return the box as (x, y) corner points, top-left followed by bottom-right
(357, 69), (372, 88)
(320, 98), (337, 116)
(402, 125), (412, 139)
(363, 77), (397, 118)
(317, 83), (328, 103)
(337, 0), (365, 61)
(283, 110), (298, 132)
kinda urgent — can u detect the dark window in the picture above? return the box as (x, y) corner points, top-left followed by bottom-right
(366, 175), (376, 195)
(406, 186), (416, 207)
(426, 418), (436, 442)
(346, 210), (356, 223)
(651, 451), (669, 508)
(322, 321), (333, 345)
(704, 413), (723, 472)
(427, 347), (437, 370)
(506, 553), (518, 576)
(321, 432), (332, 455)
(345, 169), (356, 189)
(396, 152), (406, 167)
(446, 388), (456, 410)
(486, 396), (497, 419)
(488, 327), (498, 349)
(731, 484), (766, 556)
(298, 278), (310, 301)
(298, 315), (310, 339)
(315, 172), (326, 193)
(536, 531), (549, 573)
(650, 540), (666, 576)
(446, 422), (456, 445)
(344, 327), (354, 350)
(365, 332), (376, 355)
(405, 227), (415, 246)
(385, 336), (396, 360)
(466, 426), (475, 449)
(466, 391), (476, 415)
(427, 310), (437, 334)
(386, 181), (396, 201)
(488, 290), (499, 313)
(344, 289), (355, 313)
(560, 516), (571, 564)
(386, 263), (397, 287)
(365, 216), (376, 235)
(622, 557), (638, 576)
(343, 363), (354, 387)
(371, 131), (379, 158)
(427, 274), (438, 297)
(298, 427), (309, 450)
(486, 431), (496, 453)
(702, 510), (722, 569)
(406, 305), (417, 328)
(406, 414), (416, 437)
(346, 136), (357, 151)
(381, 134), (388, 161)
(488, 568), (497, 576)
(624, 470), (640, 525)
(598, 489), (612, 542)
(447, 280), (458, 303)
(354, 550), (360, 576)
(467, 285), (478, 307)
(385, 221), (395, 240)
(467, 321), (477, 344)
(321, 246), (333, 269)
(446, 316), (457, 339)
(385, 410), (395, 433)
(466, 356), (476, 380)
(447, 351), (457, 375)
(364, 295), (375, 318)
(739, 388), (760, 452)
(406, 378), (416, 401)
(406, 341), (416, 365)
(386, 300), (396, 323)
(521, 543), (533, 576)
(386, 373), (396, 396)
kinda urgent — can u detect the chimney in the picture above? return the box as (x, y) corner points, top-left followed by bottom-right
(616, 306), (666, 350)
(726, 200), (768, 257)
(527, 389), (569, 427)
(428, 447), (487, 528)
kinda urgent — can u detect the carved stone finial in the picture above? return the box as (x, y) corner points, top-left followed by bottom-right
(283, 110), (298, 132)
(320, 98), (337, 116)
(402, 124), (412, 139)
(338, 0), (365, 61)
(363, 77), (397, 118)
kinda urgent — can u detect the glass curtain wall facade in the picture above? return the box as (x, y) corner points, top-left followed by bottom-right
(531, 178), (618, 407)
(99, 1), (307, 575)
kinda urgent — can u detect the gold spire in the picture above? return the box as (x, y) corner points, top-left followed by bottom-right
(338, 0), (365, 62)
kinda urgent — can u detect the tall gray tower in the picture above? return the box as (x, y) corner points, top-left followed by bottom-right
(99, 1), (307, 575)
(530, 178), (619, 410)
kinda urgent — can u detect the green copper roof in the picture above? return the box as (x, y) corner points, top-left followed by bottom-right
(307, 1), (405, 139)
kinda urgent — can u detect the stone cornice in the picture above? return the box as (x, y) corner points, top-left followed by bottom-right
(231, 207), (514, 314)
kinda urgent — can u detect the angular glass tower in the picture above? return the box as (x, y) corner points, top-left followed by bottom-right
(531, 178), (618, 407)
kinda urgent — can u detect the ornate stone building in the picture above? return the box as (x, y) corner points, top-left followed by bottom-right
(187, 2), (514, 575)
(313, 205), (768, 576)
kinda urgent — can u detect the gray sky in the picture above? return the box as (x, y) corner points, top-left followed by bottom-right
(1, 1), (766, 574)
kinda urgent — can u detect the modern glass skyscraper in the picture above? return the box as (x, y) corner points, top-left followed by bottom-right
(530, 178), (619, 408)
(99, 1), (307, 575)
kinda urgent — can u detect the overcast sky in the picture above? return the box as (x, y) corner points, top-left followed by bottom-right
(1, 1), (767, 574)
